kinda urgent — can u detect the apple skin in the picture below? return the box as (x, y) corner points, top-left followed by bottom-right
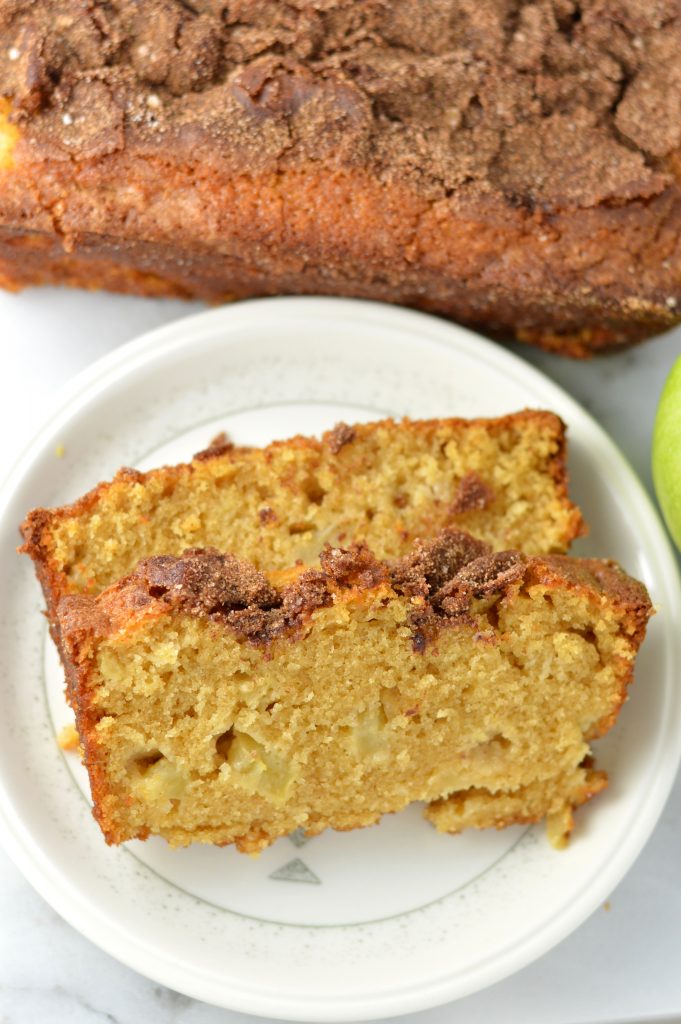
(652, 354), (681, 553)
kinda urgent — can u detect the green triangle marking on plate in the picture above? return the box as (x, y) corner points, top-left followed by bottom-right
(288, 827), (312, 848)
(269, 858), (321, 884)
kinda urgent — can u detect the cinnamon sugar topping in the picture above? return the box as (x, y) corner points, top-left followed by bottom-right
(129, 528), (527, 647)
(0, 0), (676, 208)
(136, 548), (278, 614)
(451, 472), (496, 514)
(391, 528), (490, 598)
(326, 422), (356, 454)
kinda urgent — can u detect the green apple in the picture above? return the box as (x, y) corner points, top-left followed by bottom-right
(652, 354), (681, 552)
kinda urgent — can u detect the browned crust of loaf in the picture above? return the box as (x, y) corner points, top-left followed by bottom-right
(56, 531), (652, 845)
(1, 170), (680, 356)
(20, 410), (582, 634)
(55, 595), (128, 843)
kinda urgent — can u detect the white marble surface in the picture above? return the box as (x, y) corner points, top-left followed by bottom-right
(1, 288), (680, 1024)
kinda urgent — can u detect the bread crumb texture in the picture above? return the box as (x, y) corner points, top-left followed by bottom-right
(57, 538), (651, 851)
(56, 722), (80, 752)
(21, 413), (581, 609)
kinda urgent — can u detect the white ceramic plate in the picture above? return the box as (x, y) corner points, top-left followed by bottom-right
(1, 298), (680, 1022)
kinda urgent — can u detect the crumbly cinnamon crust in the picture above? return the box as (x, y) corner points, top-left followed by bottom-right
(450, 471), (496, 514)
(390, 529), (491, 597)
(0, 0), (675, 205)
(1, 1), (681, 351)
(326, 422), (356, 455)
(60, 528), (651, 654)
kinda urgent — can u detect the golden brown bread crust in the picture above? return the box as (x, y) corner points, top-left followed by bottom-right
(57, 533), (652, 846)
(2, 1), (681, 354)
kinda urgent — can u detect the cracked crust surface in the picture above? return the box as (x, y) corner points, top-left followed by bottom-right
(1, 1), (681, 350)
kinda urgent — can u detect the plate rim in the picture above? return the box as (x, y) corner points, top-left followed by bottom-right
(1, 295), (681, 1021)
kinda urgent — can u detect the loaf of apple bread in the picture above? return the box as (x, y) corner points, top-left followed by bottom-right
(1, 1), (680, 354)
